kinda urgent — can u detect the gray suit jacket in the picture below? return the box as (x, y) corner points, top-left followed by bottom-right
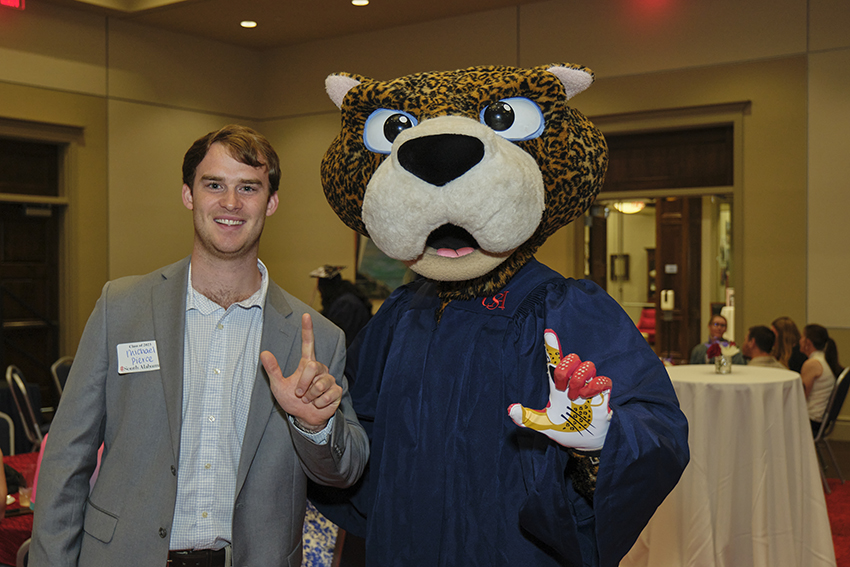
(30, 257), (369, 567)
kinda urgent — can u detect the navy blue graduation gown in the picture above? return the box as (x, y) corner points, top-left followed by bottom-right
(314, 258), (688, 566)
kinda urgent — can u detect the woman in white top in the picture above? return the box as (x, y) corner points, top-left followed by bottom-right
(800, 324), (842, 436)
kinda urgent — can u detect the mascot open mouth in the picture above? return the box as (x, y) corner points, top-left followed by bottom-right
(427, 224), (479, 258)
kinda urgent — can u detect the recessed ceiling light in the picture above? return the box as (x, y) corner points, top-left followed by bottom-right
(240, 20), (258, 28)
(351, 0), (369, 6)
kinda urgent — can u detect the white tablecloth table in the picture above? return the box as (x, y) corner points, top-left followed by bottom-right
(621, 364), (835, 567)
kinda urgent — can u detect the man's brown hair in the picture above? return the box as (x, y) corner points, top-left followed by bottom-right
(182, 124), (281, 194)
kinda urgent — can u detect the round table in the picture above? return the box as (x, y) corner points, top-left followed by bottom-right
(1, 451), (37, 566)
(621, 364), (835, 567)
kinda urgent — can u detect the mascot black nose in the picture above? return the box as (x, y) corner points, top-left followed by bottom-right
(397, 134), (485, 187)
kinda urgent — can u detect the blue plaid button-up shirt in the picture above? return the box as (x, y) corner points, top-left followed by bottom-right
(169, 261), (269, 550)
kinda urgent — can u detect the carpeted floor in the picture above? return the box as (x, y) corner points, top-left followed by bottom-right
(821, 440), (850, 567)
(826, 478), (850, 567)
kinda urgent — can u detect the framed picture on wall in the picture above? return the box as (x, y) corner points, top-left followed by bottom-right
(610, 253), (630, 282)
(356, 235), (413, 299)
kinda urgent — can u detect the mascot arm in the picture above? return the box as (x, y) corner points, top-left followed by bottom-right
(595, 386), (689, 565)
(512, 278), (688, 524)
(559, 280), (689, 564)
(508, 327), (612, 502)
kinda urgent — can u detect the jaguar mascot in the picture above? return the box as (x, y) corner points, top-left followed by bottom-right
(312, 63), (689, 567)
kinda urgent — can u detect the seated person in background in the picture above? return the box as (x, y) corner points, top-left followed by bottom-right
(742, 325), (785, 368)
(311, 265), (373, 348)
(690, 314), (745, 365)
(771, 316), (808, 373)
(800, 324), (842, 436)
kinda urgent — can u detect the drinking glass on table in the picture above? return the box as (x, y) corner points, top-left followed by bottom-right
(18, 485), (32, 508)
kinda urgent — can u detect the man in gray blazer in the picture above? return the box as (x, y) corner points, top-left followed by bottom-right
(30, 125), (369, 567)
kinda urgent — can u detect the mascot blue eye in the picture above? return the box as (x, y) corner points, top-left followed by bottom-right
(480, 97), (545, 141)
(363, 108), (419, 154)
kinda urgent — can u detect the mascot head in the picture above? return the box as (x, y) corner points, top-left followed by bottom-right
(321, 63), (608, 301)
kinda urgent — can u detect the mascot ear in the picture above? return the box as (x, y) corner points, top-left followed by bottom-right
(545, 65), (595, 101)
(325, 73), (365, 109)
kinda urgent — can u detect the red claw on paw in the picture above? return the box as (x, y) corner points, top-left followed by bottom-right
(555, 354), (612, 401)
(577, 375), (612, 400)
(553, 353), (581, 391)
(568, 361), (596, 400)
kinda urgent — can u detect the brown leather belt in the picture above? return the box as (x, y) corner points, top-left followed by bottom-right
(167, 548), (227, 567)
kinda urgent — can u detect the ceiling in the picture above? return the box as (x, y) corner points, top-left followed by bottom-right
(40, 0), (543, 51)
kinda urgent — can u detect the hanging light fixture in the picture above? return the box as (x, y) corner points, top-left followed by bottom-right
(612, 201), (646, 214)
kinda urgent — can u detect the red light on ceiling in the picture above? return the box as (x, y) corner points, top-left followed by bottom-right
(629, 0), (672, 14)
(624, 0), (677, 27)
(0, 0), (25, 9)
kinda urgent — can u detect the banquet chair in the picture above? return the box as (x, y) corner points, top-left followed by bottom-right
(16, 538), (30, 567)
(4, 366), (47, 453)
(815, 366), (850, 494)
(50, 356), (74, 399)
(1, 410), (14, 455)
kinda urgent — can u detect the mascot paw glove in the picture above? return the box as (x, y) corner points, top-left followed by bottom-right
(508, 329), (612, 452)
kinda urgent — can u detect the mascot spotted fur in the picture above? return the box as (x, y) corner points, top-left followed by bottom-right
(313, 63), (689, 567)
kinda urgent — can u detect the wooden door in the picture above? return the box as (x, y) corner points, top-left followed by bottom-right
(586, 205), (608, 290)
(655, 197), (702, 363)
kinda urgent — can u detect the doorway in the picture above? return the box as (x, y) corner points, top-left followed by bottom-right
(0, 137), (63, 415)
(585, 195), (734, 363)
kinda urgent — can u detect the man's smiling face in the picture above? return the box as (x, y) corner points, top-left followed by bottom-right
(182, 142), (279, 262)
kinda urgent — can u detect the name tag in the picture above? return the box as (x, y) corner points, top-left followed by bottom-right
(117, 340), (161, 374)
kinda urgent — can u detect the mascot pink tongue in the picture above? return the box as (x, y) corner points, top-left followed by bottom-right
(314, 63), (689, 567)
(437, 247), (474, 258)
